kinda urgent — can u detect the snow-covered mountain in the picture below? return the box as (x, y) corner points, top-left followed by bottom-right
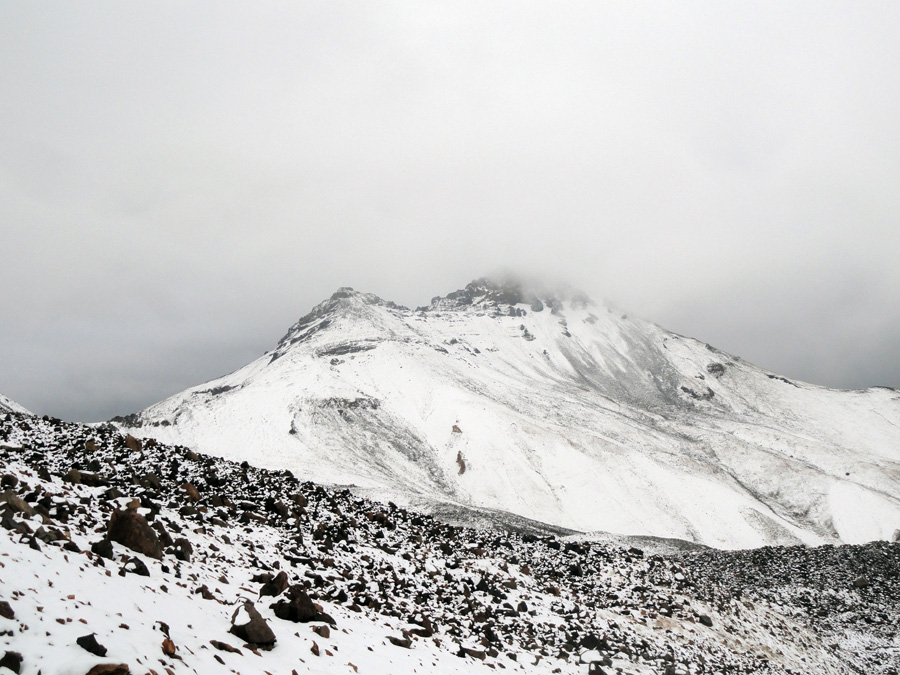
(0, 393), (30, 415)
(116, 278), (900, 549)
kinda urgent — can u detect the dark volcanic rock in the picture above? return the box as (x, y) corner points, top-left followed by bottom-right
(0, 490), (34, 516)
(107, 508), (162, 559)
(259, 570), (289, 598)
(271, 585), (334, 624)
(230, 601), (276, 646)
(0, 651), (22, 673)
(85, 665), (130, 675)
(123, 434), (142, 453)
(76, 633), (108, 657)
(91, 538), (114, 560)
(119, 556), (150, 577)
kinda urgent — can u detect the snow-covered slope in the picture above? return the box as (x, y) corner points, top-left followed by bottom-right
(118, 279), (900, 549)
(0, 393), (31, 415)
(3, 411), (899, 675)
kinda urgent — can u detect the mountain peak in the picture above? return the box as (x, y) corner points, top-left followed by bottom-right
(427, 276), (593, 314)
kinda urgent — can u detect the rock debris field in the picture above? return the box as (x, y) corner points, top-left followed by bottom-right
(1, 411), (898, 674)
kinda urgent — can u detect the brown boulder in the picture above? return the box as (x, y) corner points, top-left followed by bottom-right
(76, 634), (107, 657)
(259, 571), (289, 598)
(85, 665), (129, 675)
(108, 509), (162, 559)
(173, 537), (193, 562)
(210, 639), (241, 653)
(180, 482), (200, 502)
(0, 651), (22, 673)
(230, 601), (276, 646)
(271, 585), (333, 624)
(124, 434), (142, 453)
(1, 490), (34, 516)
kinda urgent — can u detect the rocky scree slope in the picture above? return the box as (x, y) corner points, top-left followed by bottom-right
(2, 410), (900, 674)
(117, 279), (900, 549)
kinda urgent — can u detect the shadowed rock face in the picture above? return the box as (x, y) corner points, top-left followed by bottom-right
(107, 508), (162, 559)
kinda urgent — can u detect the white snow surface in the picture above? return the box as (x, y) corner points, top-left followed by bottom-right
(121, 280), (900, 549)
(3, 415), (894, 675)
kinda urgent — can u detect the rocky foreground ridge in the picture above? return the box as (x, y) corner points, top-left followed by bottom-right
(1, 410), (899, 674)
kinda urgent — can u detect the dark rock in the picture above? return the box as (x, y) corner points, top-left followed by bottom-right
(852, 575), (870, 588)
(139, 473), (161, 490)
(0, 601), (14, 620)
(698, 615), (713, 627)
(151, 522), (173, 549)
(0, 490), (34, 516)
(0, 474), (17, 489)
(173, 537), (193, 562)
(271, 585), (334, 624)
(0, 651), (22, 673)
(180, 482), (200, 502)
(210, 639), (241, 653)
(388, 635), (412, 648)
(580, 634), (601, 650)
(194, 584), (216, 600)
(91, 538), (115, 560)
(108, 508), (162, 559)
(230, 601), (276, 646)
(706, 362), (725, 377)
(85, 665), (130, 675)
(119, 556), (150, 577)
(76, 633), (108, 657)
(457, 646), (486, 660)
(79, 472), (107, 488)
(259, 570), (289, 598)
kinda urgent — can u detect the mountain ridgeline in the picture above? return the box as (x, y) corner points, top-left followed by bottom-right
(115, 278), (900, 549)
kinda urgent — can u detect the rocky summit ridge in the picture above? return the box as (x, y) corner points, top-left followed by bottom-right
(2, 409), (900, 674)
(115, 277), (900, 550)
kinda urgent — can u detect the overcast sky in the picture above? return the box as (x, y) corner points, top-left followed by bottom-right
(2, 2), (899, 421)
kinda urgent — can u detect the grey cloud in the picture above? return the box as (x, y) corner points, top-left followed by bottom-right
(1, 2), (898, 420)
